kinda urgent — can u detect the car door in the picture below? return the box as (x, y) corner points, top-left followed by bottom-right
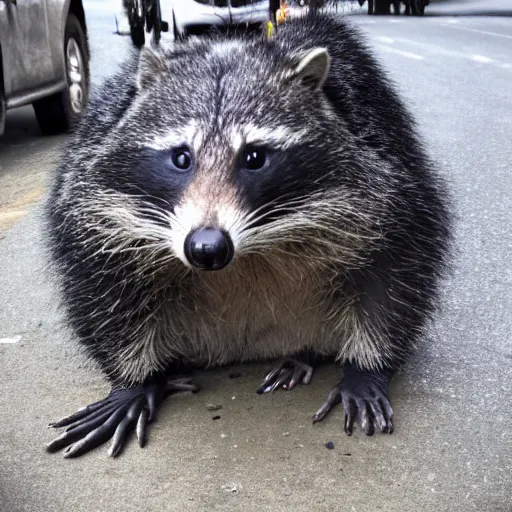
(0, 0), (56, 99)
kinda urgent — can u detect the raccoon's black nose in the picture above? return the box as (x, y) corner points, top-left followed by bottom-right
(184, 229), (234, 271)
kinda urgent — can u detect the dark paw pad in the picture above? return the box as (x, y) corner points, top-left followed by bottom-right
(312, 368), (393, 436)
(46, 376), (197, 458)
(256, 358), (314, 394)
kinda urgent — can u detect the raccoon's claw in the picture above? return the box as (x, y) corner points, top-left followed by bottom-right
(46, 376), (198, 458)
(256, 358), (314, 394)
(312, 362), (394, 436)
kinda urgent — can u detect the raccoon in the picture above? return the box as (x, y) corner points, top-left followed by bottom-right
(44, 10), (452, 458)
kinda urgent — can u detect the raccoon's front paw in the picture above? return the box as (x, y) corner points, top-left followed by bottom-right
(256, 358), (314, 394)
(312, 363), (394, 436)
(46, 376), (198, 458)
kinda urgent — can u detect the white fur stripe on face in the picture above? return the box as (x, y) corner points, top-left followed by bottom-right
(229, 123), (310, 153)
(169, 200), (206, 268)
(140, 116), (306, 154)
(140, 120), (204, 153)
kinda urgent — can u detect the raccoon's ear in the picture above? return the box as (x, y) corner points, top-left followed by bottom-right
(291, 47), (331, 90)
(136, 46), (169, 91)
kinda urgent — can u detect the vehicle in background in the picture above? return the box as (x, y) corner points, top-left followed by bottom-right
(361, 0), (429, 15)
(122, 0), (168, 47)
(170, 0), (270, 39)
(0, 0), (90, 137)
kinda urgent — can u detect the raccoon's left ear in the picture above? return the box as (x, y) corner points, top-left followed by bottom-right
(136, 46), (170, 91)
(291, 47), (331, 91)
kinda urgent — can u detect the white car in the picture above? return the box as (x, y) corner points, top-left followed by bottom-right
(170, 0), (270, 38)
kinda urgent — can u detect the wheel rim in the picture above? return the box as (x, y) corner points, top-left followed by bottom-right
(66, 37), (85, 114)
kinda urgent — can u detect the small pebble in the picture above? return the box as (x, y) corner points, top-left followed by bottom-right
(206, 404), (222, 411)
(343, 453), (351, 456)
(325, 441), (335, 450)
(283, 432), (290, 436)
(212, 415), (221, 420)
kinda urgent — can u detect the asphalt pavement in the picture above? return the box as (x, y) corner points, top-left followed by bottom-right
(0, 2), (511, 511)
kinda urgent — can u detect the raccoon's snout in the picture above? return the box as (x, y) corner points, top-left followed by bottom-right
(184, 228), (234, 271)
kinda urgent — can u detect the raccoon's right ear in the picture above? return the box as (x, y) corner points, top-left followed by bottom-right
(290, 47), (331, 91)
(136, 46), (170, 91)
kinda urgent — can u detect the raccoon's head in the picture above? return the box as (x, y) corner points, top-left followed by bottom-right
(90, 35), (374, 273)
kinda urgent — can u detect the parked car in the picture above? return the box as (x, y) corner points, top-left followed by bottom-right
(170, 0), (270, 38)
(0, 0), (90, 137)
(362, 0), (429, 15)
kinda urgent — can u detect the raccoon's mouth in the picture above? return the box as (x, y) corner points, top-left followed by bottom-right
(183, 228), (234, 271)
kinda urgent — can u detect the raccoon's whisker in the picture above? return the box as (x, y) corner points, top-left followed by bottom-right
(234, 194), (323, 234)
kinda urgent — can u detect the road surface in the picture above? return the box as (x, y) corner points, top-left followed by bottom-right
(0, 2), (511, 511)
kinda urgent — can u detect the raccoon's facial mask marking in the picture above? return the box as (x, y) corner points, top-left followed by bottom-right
(117, 146), (196, 208)
(166, 122), (315, 270)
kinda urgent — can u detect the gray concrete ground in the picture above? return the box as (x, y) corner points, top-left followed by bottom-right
(1, 2), (511, 511)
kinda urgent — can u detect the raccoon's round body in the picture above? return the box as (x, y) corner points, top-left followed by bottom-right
(45, 11), (452, 458)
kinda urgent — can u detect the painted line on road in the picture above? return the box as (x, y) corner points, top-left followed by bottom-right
(376, 36), (395, 44)
(471, 55), (495, 64)
(376, 44), (424, 60)
(0, 336), (22, 344)
(436, 24), (512, 41)
(373, 35), (511, 71)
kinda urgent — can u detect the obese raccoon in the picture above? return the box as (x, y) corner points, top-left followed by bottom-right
(44, 10), (452, 458)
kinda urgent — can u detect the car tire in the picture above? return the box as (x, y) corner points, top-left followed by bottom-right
(410, 0), (425, 15)
(129, 0), (145, 47)
(33, 13), (89, 135)
(130, 22), (145, 47)
(374, 0), (391, 14)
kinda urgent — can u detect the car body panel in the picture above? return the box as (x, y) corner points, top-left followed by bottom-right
(0, 0), (73, 109)
(171, 0), (269, 35)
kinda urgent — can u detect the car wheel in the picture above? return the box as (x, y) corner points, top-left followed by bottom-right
(374, 0), (391, 14)
(410, 0), (425, 15)
(33, 13), (89, 135)
(129, 0), (145, 47)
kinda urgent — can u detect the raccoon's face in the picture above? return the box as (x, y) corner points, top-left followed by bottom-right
(103, 37), (352, 272)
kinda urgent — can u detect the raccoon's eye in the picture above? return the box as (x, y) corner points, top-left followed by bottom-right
(169, 147), (192, 171)
(241, 146), (267, 171)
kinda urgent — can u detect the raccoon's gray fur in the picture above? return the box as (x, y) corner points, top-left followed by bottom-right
(45, 10), (452, 458)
